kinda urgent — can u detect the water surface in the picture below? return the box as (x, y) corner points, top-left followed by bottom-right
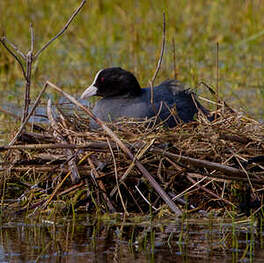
(1, 215), (264, 262)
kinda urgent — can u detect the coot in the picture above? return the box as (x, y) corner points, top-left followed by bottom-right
(81, 67), (210, 129)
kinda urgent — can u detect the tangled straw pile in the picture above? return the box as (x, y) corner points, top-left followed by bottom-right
(1, 96), (264, 217)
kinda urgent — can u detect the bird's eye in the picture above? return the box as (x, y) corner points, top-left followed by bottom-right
(101, 77), (104, 82)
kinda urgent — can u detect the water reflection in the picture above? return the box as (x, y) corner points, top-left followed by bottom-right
(0, 245), (7, 263)
(1, 216), (264, 263)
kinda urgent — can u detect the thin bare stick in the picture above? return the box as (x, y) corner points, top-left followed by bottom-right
(186, 175), (235, 207)
(107, 138), (128, 215)
(46, 81), (182, 215)
(42, 171), (72, 210)
(110, 139), (155, 197)
(172, 176), (208, 200)
(0, 37), (26, 79)
(216, 42), (219, 110)
(235, 155), (256, 196)
(172, 37), (177, 79)
(2, 37), (26, 59)
(149, 12), (166, 106)
(57, 181), (85, 197)
(87, 157), (116, 212)
(0, 142), (114, 152)
(22, 50), (33, 122)
(151, 12), (166, 87)
(30, 23), (34, 52)
(152, 147), (247, 178)
(0, 166), (80, 173)
(9, 82), (48, 146)
(135, 185), (158, 211)
(34, 0), (86, 59)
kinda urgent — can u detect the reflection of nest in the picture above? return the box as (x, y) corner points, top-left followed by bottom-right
(2, 103), (264, 217)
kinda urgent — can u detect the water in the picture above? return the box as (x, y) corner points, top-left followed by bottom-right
(0, 96), (90, 124)
(1, 216), (264, 262)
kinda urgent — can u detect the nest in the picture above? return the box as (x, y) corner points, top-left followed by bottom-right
(1, 95), (264, 218)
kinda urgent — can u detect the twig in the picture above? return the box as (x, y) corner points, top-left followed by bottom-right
(23, 1), (86, 122)
(1, 1), (86, 126)
(135, 185), (158, 211)
(30, 23), (34, 53)
(216, 42), (219, 113)
(173, 176), (208, 201)
(9, 82), (48, 146)
(235, 155), (256, 196)
(107, 138), (128, 215)
(0, 37), (26, 79)
(186, 175), (235, 207)
(34, 0), (86, 59)
(87, 157), (116, 212)
(57, 181), (85, 196)
(110, 139), (155, 197)
(22, 50), (33, 122)
(0, 142), (114, 152)
(149, 12), (166, 106)
(0, 165), (93, 173)
(46, 81), (182, 215)
(172, 37), (177, 79)
(199, 81), (235, 113)
(42, 170), (72, 210)
(187, 172), (238, 182)
(150, 12), (166, 88)
(152, 147), (248, 178)
(2, 37), (26, 59)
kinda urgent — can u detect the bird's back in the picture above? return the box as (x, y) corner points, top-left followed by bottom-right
(90, 80), (199, 129)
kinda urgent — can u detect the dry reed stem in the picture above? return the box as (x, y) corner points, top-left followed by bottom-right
(149, 12), (166, 113)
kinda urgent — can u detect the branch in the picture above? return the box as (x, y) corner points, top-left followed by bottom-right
(216, 42), (220, 116)
(152, 147), (247, 178)
(2, 37), (26, 59)
(30, 23), (34, 52)
(34, 0), (86, 59)
(0, 142), (113, 152)
(150, 12), (166, 87)
(172, 37), (177, 79)
(0, 37), (27, 79)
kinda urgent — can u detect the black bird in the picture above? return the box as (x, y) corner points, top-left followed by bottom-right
(81, 67), (210, 129)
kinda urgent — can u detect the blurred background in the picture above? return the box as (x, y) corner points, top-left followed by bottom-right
(0, 0), (263, 135)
